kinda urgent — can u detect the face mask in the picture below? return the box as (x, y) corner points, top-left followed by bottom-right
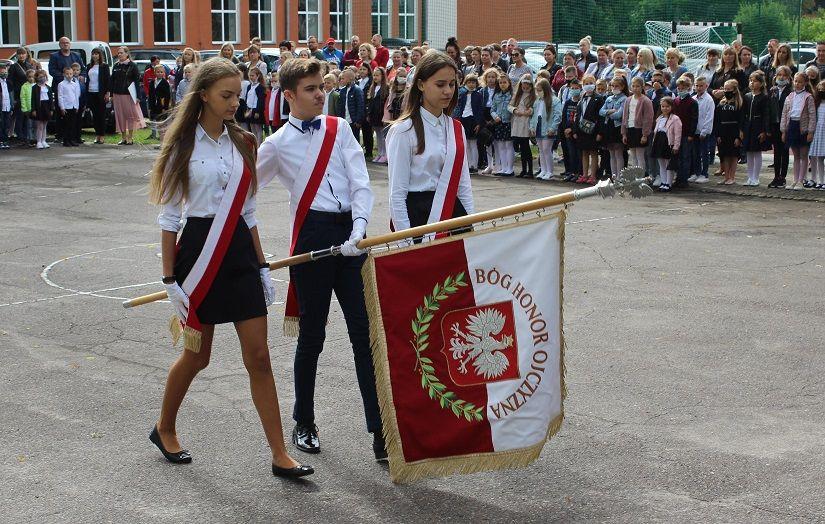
(0, 73), (6, 79)
(776, 79), (788, 86)
(678, 90), (690, 98)
(582, 84), (595, 93)
(569, 88), (581, 97)
(724, 91), (735, 99)
(397, 77), (407, 85)
(37, 77), (46, 84)
(612, 88), (621, 95)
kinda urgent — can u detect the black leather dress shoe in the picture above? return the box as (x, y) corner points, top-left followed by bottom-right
(272, 462), (314, 478)
(292, 424), (320, 453)
(149, 426), (192, 464)
(373, 433), (388, 462)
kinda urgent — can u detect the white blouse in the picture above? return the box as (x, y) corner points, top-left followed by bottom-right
(627, 96), (639, 128)
(790, 92), (805, 119)
(88, 65), (100, 93)
(245, 82), (259, 111)
(157, 124), (256, 233)
(386, 107), (475, 231)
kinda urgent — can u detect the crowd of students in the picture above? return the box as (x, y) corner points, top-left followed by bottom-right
(4, 34), (825, 191)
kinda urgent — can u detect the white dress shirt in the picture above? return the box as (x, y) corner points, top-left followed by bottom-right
(245, 82), (260, 111)
(790, 91), (805, 119)
(485, 87), (495, 108)
(40, 84), (50, 101)
(157, 124), (257, 233)
(694, 91), (715, 137)
(256, 114), (373, 224)
(57, 79), (80, 110)
(386, 107), (475, 231)
(627, 96), (638, 128)
(462, 91), (474, 118)
(0, 79), (10, 112)
(88, 65), (100, 93)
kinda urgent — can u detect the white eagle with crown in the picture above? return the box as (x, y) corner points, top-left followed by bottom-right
(449, 307), (514, 379)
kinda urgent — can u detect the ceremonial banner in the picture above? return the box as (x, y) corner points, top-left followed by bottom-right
(363, 211), (566, 483)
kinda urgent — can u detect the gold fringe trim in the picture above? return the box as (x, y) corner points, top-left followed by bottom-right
(283, 315), (300, 338)
(362, 210), (568, 484)
(168, 315), (202, 353)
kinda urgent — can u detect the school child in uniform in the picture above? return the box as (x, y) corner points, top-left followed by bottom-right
(559, 78), (583, 181)
(714, 79), (745, 185)
(741, 71), (771, 186)
(256, 58), (385, 462)
(650, 97), (682, 192)
(0, 64), (11, 149)
(508, 74), (536, 178)
(265, 71), (290, 133)
(366, 66), (389, 163)
(57, 66), (81, 147)
(175, 63), (195, 105)
(453, 73), (484, 172)
(599, 75), (628, 179)
(780, 72), (817, 190)
(383, 69), (405, 124)
(574, 75), (604, 184)
(148, 58), (312, 478)
(478, 68), (499, 173)
(387, 50), (474, 232)
(242, 66), (265, 144)
(71, 63), (86, 145)
(767, 66), (793, 188)
(149, 65), (171, 143)
(530, 78), (562, 180)
(808, 80), (825, 189)
(19, 69), (35, 147)
(621, 76), (654, 171)
(31, 70), (53, 149)
(671, 75), (698, 188)
(690, 76), (715, 183)
(491, 74), (515, 176)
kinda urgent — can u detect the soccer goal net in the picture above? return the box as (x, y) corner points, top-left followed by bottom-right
(645, 21), (741, 58)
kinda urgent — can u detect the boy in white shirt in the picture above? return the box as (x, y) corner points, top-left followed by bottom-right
(57, 66), (81, 147)
(256, 59), (385, 462)
(0, 64), (11, 149)
(690, 76), (715, 183)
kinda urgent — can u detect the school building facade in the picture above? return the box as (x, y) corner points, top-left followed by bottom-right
(0, 1), (552, 55)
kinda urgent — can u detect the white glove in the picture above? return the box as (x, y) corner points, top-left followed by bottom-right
(260, 266), (275, 306)
(164, 282), (189, 322)
(340, 222), (367, 257)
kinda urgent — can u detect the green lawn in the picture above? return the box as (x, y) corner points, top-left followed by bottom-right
(80, 128), (161, 145)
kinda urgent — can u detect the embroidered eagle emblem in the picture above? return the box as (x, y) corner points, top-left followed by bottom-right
(449, 308), (515, 379)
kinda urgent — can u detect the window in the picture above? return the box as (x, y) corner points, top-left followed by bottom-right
(371, 0), (389, 38)
(37, 0), (73, 42)
(298, 0), (318, 43)
(153, 0), (182, 44)
(329, 0), (348, 43)
(398, 0), (415, 40)
(249, 0), (273, 43)
(108, 0), (140, 45)
(0, 0), (21, 46)
(211, 0), (238, 43)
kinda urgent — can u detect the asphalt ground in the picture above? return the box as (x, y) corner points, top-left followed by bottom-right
(1, 143), (823, 523)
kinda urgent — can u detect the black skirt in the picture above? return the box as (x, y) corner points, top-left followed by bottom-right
(742, 118), (771, 152)
(602, 122), (623, 145)
(36, 100), (53, 122)
(492, 121), (511, 141)
(651, 130), (672, 159)
(625, 127), (644, 148)
(174, 217), (266, 325)
(406, 191), (470, 242)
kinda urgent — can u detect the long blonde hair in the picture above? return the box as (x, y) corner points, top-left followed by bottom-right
(150, 58), (256, 205)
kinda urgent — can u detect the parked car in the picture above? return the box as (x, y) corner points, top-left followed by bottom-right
(199, 49), (244, 62)
(130, 48), (179, 79)
(759, 46), (817, 73)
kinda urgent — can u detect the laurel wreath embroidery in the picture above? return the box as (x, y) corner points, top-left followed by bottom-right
(410, 271), (485, 422)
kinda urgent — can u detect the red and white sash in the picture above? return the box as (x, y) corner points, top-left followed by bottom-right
(283, 115), (339, 336)
(170, 143), (252, 353)
(425, 117), (466, 240)
(266, 88), (282, 127)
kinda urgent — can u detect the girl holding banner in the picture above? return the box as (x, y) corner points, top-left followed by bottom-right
(387, 51), (475, 233)
(148, 58), (312, 479)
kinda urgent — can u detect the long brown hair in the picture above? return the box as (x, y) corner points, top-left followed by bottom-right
(512, 73), (536, 108)
(150, 58), (256, 205)
(394, 50), (459, 155)
(368, 66), (388, 101)
(535, 78), (553, 115)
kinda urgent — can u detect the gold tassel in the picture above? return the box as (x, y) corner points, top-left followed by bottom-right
(168, 314), (202, 353)
(282, 316), (300, 338)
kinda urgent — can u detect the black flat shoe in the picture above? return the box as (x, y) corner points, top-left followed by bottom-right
(149, 426), (192, 464)
(373, 433), (388, 462)
(292, 424), (320, 454)
(272, 462), (314, 478)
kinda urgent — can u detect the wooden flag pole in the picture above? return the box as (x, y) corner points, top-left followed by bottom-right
(122, 173), (651, 309)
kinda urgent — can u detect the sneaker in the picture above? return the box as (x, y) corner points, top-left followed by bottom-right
(652, 175), (662, 187)
(786, 182), (797, 190)
(43, 143), (50, 149)
(480, 166), (493, 175)
(793, 184), (803, 191)
(694, 176), (709, 184)
(740, 180), (753, 186)
(803, 180), (815, 188)
(687, 175), (698, 182)
(659, 184), (671, 192)
(767, 178), (781, 188)
(564, 174), (578, 182)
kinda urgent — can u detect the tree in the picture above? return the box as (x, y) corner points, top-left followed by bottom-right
(801, 9), (825, 41)
(735, 1), (795, 50)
